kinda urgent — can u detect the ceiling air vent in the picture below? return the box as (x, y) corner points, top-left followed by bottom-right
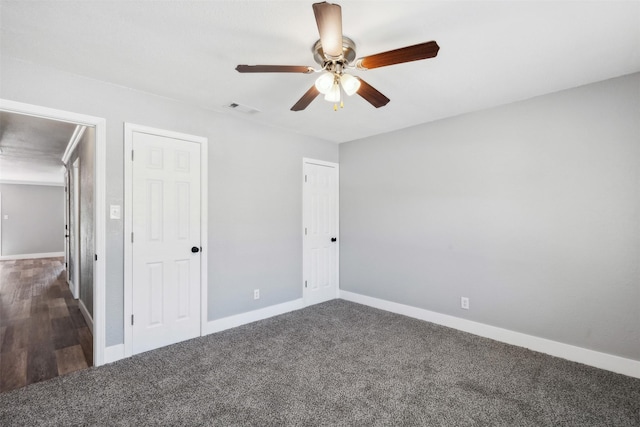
(225, 103), (260, 114)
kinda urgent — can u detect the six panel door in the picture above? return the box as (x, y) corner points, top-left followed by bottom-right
(303, 161), (338, 306)
(131, 131), (201, 354)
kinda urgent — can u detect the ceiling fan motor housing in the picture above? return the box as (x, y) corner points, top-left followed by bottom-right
(312, 36), (357, 69)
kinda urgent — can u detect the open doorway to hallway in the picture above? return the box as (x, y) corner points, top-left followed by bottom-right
(0, 109), (97, 392)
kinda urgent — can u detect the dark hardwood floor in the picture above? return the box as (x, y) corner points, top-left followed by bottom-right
(0, 257), (92, 393)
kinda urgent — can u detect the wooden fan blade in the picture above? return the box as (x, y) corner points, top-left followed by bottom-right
(291, 85), (320, 111)
(312, 2), (343, 58)
(236, 65), (313, 73)
(356, 41), (440, 70)
(356, 78), (390, 108)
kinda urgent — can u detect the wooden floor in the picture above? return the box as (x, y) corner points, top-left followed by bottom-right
(0, 257), (92, 393)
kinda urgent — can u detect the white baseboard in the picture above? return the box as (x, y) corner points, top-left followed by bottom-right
(340, 290), (640, 379)
(0, 251), (64, 261)
(78, 298), (94, 334)
(104, 344), (125, 364)
(203, 298), (305, 336)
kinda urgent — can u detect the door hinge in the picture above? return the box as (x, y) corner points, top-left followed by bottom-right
(305, 280), (308, 288)
(304, 227), (307, 235)
(131, 150), (134, 161)
(131, 232), (134, 243)
(65, 224), (68, 230)
(131, 314), (134, 325)
(65, 262), (68, 269)
(94, 254), (98, 261)
(304, 175), (307, 183)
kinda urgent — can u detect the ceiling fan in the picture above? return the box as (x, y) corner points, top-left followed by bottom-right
(235, 1), (440, 111)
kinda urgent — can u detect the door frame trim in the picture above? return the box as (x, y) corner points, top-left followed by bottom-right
(69, 158), (81, 299)
(0, 98), (107, 366)
(123, 123), (208, 358)
(302, 158), (340, 306)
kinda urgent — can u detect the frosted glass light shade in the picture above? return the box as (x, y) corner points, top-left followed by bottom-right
(324, 83), (341, 102)
(340, 73), (361, 96)
(315, 73), (335, 94)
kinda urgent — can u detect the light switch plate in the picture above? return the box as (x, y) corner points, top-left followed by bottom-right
(110, 205), (121, 220)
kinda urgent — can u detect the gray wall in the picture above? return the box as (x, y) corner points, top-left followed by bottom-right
(0, 183), (64, 256)
(1, 57), (338, 346)
(67, 127), (95, 316)
(340, 73), (640, 361)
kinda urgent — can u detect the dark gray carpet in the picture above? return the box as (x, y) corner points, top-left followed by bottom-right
(1, 300), (639, 426)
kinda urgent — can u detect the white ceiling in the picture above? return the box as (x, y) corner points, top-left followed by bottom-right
(1, 0), (639, 145)
(0, 112), (75, 184)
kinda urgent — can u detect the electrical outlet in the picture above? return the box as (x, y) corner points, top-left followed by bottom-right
(254, 289), (260, 300)
(461, 297), (469, 310)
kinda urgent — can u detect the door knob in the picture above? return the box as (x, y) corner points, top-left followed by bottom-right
(331, 237), (337, 242)
(191, 246), (200, 253)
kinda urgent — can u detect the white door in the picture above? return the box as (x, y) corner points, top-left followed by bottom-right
(64, 168), (70, 284)
(131, 131), (201, 354)
(303, 159), (339, 306)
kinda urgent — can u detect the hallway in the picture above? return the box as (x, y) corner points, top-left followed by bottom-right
(0, 257), (92, 393)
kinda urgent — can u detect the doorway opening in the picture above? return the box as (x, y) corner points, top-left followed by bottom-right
(0, 99), (107, 384)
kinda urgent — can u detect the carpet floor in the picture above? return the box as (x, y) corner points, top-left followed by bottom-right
(0, 300), (638, 426)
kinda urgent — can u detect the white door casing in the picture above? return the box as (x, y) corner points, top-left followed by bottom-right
(124, 124), (208, 356)
(71, 159), (80, 299)
(0, 98), (107, 366)
(303, 158), (339, 306)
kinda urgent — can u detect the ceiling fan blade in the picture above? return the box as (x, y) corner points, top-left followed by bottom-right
(356, 78), (390, 108)
(236, 65), (313, 73)
(312, 2), (343, 58)
(291, 85), (320, 111)
(356, 41), (440, 70)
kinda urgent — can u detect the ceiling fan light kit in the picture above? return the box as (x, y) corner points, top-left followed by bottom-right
(235, 1), (440, 112)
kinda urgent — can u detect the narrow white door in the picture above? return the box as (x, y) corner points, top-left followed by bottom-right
(131, 131), (201, 354)
(303, 159), (339, 306)
(64, 168), (71, 285)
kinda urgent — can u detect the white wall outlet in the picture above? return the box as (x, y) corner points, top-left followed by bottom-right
(254, 289), (260, 300)
(461, 297), (470, 310)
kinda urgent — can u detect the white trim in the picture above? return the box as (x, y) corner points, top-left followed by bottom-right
(200, 133), (209, 336)
(203, 298), (305, 336)
(104, 344), (125, 364)
(302, 158), (338, 168)
(123, 123), (208, 358)
(67, 279), (78, 299)
(0, 251), (64, 260)
(78, 298), (94, 334)
(1, 98), (107, 368)
(61, 125), (86, 165)
(302, 158), (340, 307)
(340, 290), (640, 379)
(0, 180), (64, 187)
(71, 159), (80, 299)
